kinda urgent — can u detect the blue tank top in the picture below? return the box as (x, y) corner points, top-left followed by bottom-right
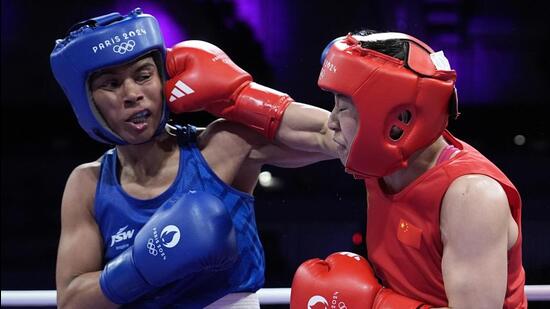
(94, 133), (265, 308)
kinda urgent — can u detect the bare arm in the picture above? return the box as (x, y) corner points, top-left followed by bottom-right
(198, 119), (339, 194)
(56, 162), (118, 309)
(203, 118), (336, 168)
(440, 175), (513, 308)
(275, 102), (338, 158)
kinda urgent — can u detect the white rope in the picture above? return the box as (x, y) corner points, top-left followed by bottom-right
(1, 290), (56, 306)
(527, 285), (550, 301)
(1, 286), (549, 306)
(257, 288), (291, 304)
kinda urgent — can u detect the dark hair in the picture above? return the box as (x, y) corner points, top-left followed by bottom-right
(352, 29), (407, 61)
(352, 29), (459, 124)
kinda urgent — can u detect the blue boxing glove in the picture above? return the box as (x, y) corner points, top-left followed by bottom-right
(99, 191), (238, 304)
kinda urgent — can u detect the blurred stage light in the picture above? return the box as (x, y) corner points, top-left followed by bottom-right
(259, 171), (274, 187)
(352, 232), (363, 246)
(115, 0), (186, 46)
(514, 134), (526, 146)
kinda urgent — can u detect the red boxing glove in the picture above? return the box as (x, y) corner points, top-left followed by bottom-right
(290, 252), (430, 309)
(164, 40), (293, 140)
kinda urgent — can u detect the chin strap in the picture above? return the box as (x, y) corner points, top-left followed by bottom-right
(165, 123), (197, 145)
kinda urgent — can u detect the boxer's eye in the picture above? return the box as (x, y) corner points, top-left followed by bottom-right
(136, 73), (152, 83)
(100, 79), (121, 90)
(135, 68), (154, 82)
(133, 64), (156, 83)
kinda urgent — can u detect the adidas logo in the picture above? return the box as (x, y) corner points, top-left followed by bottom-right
(169, 80), (195, 102)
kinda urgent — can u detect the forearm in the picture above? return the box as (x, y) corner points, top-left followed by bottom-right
(275, 102), (338, 157)
(165, 41), (336, 150)
(58, 271), (118, 309)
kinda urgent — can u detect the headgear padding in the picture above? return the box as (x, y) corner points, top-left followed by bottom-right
(50, 8), (168, 145)
(319, 33), (458, 178)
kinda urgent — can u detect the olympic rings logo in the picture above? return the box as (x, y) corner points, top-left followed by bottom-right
(307, 294), (347, 309)
(113, 40), (136, 54)
(147, 238), (158, 256)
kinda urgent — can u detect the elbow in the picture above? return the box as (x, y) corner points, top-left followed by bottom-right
(56, 291), (70, 309)
(57, 289), (87, 309)
(56, 287), (85, 309)
(57, 280), (78, 309)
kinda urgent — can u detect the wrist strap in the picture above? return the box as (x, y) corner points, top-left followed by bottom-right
(232, 82), (293, 140)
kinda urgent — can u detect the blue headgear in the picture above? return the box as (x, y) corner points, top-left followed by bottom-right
(50, 8), (169, 145)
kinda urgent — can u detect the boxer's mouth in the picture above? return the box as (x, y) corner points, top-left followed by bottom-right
(126, 109), (151, 124)
(333, 138), (346, 149)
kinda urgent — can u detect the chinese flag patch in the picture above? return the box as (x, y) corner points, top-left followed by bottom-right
(397, 219), (422, 249)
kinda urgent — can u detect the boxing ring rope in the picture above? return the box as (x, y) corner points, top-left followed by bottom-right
(1, 286), (549, 306)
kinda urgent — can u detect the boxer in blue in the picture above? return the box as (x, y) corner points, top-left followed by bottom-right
(50, 8), (337, 308)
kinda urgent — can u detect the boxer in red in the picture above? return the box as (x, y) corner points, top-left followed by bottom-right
(166, 30), (526, 308)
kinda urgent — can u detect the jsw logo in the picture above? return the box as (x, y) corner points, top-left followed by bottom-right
(110, 225), (135, 247)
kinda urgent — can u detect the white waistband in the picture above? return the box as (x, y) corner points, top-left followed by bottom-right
(205, 292), (260, 309)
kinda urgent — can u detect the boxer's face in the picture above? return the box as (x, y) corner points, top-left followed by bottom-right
(90, 57), (163, 144)
(328, 94), (359, 165)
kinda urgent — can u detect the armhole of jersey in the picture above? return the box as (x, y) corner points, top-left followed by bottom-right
(188, 142), (255, 201)
(93, 152), (110, 223)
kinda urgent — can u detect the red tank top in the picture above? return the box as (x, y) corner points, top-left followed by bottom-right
(365, 131), (526, 308)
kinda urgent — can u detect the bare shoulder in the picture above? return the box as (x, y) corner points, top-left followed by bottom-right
(72, 159), (101, 179)
(197, 119), (266, 153)
(443, 174), (509, 210)
(441, 174), (510, 242)
(62, 157), (103, 217)
(67, 159), (102, 192)
(195, 120), (269, 192)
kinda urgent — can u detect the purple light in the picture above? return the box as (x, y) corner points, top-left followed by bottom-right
(114, 0), (186, 46)
(468, 16), (517, 36)
(395, 5), (408, 31)
(426, 12), (459, 25)
(233, 0), (262, 41)
(232, 0), (291, 65)
(434, 33), (461, 45)
(1, 1), (18, 46)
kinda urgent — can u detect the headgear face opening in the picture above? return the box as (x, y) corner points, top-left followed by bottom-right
(319, 33), (458, 178)
(50, 8), (168, 145)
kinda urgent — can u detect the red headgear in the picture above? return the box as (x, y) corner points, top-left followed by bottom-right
(318, 32), (458, 178)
